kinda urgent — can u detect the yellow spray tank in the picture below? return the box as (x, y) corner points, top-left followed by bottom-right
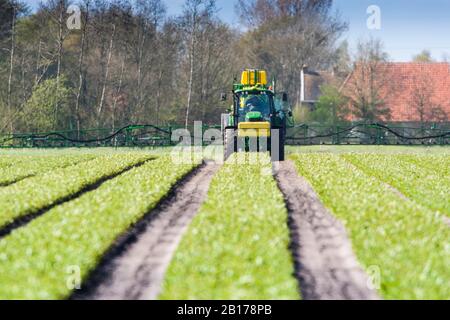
(241, 69), (268, 86)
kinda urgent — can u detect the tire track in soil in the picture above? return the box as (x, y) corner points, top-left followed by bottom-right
(71, 162), (220, 300)
(275, 161), (380, 300)
(0, 158), (153, 240)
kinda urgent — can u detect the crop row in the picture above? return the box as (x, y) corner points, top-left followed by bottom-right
(0, 156), (20, 169)
(392, 154), (450, 177)
(287, 145), (450, 155)
(0, 156), (197, 299)
(0, 155), (96, 186)
(160, 154), (299, 300)
(341, 154), (449, 215)
(0, 154), (153, 230)
(290, 153), (450, 299)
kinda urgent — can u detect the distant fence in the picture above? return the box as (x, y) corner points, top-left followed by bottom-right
(0, 124), (220, 148)
(0, 123), (449, 148)
(286, 122), (450, 146)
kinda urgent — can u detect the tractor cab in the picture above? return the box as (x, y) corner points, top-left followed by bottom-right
(221, 69), (293, 161)
(237, 91), (272, 122)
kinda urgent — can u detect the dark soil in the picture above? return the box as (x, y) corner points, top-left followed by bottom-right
(275, 161), (380, 300)
(72, 162), (219, 300)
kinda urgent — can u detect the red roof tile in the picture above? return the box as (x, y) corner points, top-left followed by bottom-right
(343, 63), (450, 122)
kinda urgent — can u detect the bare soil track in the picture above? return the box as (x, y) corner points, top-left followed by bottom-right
(275, 161), (380, 300)
(72, 162), (219, 300)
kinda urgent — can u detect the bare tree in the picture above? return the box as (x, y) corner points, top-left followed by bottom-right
(74, 0), (91, 137)
(343, 38), (394, 122)
(236, 0), (347, 107)
(411, 69), (433, 123)
(181, 0), (216, 128)
(131, 0), (165, 118)
(97, 23), (115, 124)
(195, 21), (238, 123)
(0, 0), (245, 133)
(410, 67), (448, 123)
(111, 54), (125, 131)
(6, 1), (17, 132)
(53, 1), (67, 128)
(37, 0), (73, 129)
(154, 20), (179, 125)
(237, 0), (334, 27)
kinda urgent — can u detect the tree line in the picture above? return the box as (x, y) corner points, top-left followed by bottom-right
(0, 0), (348, 134)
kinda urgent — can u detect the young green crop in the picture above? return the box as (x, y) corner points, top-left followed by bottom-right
(0, 154), (152, 229)
(0, 156), (33, 174)
(0, 156), (197, 299)
(0, 155), (95, 186)
(392, 154), (449, 177)
(160, 154), (299, 300)
(341, 154), (450, 215)
(0, 156), (20, 169)
(291, 153), (450, 300)
(287, 145), (450, 155)
(0, 147), (173, 157)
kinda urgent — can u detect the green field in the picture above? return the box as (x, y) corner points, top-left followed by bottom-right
(291, 153), (449, 299)
(0, 146), (448, 300)
(160, 154), (299, 300)
(0, 155), (197, 299)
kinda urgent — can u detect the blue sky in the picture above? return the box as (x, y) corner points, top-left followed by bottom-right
(26, 0), (450, 61)
(332, 0), (450, 61)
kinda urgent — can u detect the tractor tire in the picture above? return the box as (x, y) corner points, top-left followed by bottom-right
(224, 128), (237, 161)
(279, 130), (286, 161)
(271, 128), (286, 162)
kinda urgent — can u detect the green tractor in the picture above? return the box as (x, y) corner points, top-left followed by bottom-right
(221, 69), (293, 161)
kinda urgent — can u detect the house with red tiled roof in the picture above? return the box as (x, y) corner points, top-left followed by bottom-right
(341, 62), (450, 122)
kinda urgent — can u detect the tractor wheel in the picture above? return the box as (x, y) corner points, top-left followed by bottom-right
(271, 128), (286, 162)
(279, 130), (286, 161)
(224, 128), (236, 161)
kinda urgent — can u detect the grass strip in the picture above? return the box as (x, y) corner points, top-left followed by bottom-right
(341, 154), (449, 215)
(291, 153), (450, 300)
(0, 154), (152, 229)
(0, 156), (197, 299)
(159, 154), (299, 300)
